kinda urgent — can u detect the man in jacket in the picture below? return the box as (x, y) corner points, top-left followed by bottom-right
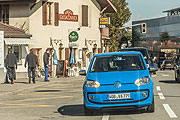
(5, 49), (17, 84)
(43, 48), (50, 82)
(25, 49), (39, 84)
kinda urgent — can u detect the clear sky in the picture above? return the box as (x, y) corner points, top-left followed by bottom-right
(125, 0), (180, 25)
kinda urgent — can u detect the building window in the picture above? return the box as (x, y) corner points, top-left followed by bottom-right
(7, 45), (22, 64)
(82, 5), (88, 26)
(0, 5), (9, 24)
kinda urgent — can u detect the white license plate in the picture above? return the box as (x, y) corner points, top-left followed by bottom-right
(109, 93), (130, 100)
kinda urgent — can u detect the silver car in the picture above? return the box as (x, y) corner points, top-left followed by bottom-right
(160, 60), (174, 70)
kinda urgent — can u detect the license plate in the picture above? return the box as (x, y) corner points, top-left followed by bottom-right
(109, 93), (130, 100)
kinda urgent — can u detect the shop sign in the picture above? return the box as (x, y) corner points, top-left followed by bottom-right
(69, 31), (79, 42)
(69, 42), (79, 47)
(59, 9), (78, 22)
(99, 17), (110, 25)
(99, 25), (106, 28)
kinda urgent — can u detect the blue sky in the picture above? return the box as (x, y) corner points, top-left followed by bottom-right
(125, 0), (180, 25)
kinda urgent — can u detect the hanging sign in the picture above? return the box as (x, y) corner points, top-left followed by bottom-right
(99, 17), (110, 25)
(69, 31), (79, 42)
(59, 9), (78, 22)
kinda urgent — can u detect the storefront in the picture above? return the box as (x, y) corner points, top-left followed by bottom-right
(0, 0), (116, 79)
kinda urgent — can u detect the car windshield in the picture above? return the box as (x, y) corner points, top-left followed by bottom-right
(90, 55), (145, 72)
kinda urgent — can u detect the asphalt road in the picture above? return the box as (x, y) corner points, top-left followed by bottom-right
(0, 70), (180, 120)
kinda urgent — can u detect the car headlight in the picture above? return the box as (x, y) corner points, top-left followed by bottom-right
(85, 80), (100, 88)
(135, 77), (150, 86)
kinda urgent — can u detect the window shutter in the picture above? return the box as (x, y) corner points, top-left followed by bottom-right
(42, 2), (47, 25)
(82, 48), (86, 67)
(82, 5), (88, 26)
(65, 48), (70, 66)
(54, 2), (59, 26)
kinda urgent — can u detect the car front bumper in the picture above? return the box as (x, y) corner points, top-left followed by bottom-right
(83, 84), (153, 110)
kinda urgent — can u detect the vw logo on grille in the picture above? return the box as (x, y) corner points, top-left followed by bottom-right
(114, 81), (121, 88)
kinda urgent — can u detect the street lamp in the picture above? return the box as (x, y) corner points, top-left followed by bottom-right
(50, 37), (62, 48)
(59, 43), (63, 48)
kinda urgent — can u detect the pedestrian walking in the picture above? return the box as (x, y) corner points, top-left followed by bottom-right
(43, 48), (50, 82)
(5, 49), (17, 84)
(24, 49), (39, 84)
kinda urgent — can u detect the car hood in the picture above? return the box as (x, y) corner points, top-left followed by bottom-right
(86, 70), (149, 84)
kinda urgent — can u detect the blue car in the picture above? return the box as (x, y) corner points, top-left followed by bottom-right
(83, 52), (154, 115)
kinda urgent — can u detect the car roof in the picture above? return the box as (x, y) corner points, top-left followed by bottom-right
(94, 52), (142, 57)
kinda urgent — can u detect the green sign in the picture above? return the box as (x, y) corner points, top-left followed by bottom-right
(69, 31), (79, 42)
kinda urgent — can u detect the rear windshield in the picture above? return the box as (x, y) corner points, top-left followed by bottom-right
(90, 55), (145, 72)
(120, 49), (149, 61)
(164, 61), (171, 64)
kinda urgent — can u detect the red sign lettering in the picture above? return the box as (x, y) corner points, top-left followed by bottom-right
(59, 9), (78, 22)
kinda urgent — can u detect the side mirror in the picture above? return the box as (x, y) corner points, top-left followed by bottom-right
(79, 70), (86, 76)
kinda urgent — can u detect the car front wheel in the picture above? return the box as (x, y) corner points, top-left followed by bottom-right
(147, 97), (155, 113)
(84, 102), (94, 116)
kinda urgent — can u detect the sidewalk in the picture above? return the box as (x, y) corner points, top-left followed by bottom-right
(0, 76), (85, 97)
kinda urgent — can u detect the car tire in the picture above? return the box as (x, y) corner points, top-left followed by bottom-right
(84, 103), (94, 116)
(175, 72), (177, 82)
(175, 72), (180, 83)
(147, 96), (155, 113)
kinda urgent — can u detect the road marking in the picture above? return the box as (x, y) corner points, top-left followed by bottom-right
(158, 93), (165, 99)
(6, 96), (73, 103)
(151, 75), (157, 77)
(162, 74), (170, 77)
(0, 103), (53, 106)
(102, 115), (109, 120)
(163, 104), (177, 118)
(0, 105), (54, 109)
(156, 86), (161, 91)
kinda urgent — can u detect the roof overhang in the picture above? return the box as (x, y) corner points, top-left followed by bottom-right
(163, 7), (180, 13)
(0, 0), (36, 2)
(5, 38), (36, 45)
(96, 0), (117, 13)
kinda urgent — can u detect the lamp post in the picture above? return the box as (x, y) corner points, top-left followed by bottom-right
(50, 37), (62, 48)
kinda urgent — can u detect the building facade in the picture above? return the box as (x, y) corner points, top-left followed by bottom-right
(132, 7), (180, 58)
(0, 0), (116, 80)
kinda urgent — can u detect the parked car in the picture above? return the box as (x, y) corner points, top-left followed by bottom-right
(160, 60), (174, 70)
(82, 52), (154, 115)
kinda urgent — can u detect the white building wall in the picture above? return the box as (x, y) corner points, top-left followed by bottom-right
(4, 0), (101, 77)
(29, 0), (101, 69)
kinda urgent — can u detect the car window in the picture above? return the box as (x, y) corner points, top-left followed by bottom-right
(90, 55), (145, 72)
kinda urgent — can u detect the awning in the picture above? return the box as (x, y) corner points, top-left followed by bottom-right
(5, 38), (36, 45)
(96, 0), (117, 13)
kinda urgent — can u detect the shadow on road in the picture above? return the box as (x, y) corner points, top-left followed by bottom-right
(35, 90), (61, 92)
(57, 104), (146, 116)
(14, 81), (29, 84)
(159, 80), (179, 84)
